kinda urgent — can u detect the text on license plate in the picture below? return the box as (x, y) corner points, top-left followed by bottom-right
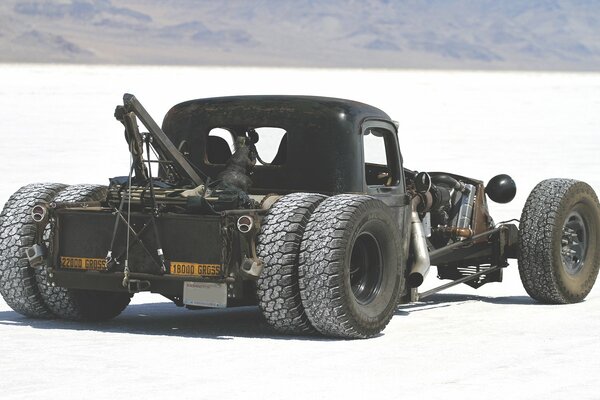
(170, 262), (221, 277)
(60, 256), (107, 271)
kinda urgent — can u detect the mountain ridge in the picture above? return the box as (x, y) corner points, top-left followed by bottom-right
(1, 0), (599, 70)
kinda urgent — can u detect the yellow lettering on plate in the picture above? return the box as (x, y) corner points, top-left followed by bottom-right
(60, 257), (107, 271)
(170, 262), (221, 277)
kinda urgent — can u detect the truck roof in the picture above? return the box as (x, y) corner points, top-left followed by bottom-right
(163, 95), (390, 126)
(161, 95), (393, 194)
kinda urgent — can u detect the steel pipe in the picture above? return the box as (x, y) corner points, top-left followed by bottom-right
(407, 210), (431, 287)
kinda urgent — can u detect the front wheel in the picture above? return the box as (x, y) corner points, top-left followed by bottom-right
(298, 195), (403, 339)
(518, 179), (600, 303)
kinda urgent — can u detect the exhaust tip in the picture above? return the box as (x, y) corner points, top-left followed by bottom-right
(237, 215), (254, 233)
(31, 205), (47, 223)
(407, 272), (424, 288)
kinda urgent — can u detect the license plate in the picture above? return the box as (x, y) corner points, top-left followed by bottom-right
(60, 256), (107, 271)
(170, 262), (221, 277)
(183, 281), (227, 308)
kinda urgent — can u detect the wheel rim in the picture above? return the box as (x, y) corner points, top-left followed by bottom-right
(561, 211), (588, 275)
(349, 232), (383, 305)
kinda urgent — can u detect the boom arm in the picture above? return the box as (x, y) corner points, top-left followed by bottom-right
(115, 93), (204, 187)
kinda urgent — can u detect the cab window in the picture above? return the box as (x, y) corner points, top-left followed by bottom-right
(363, 126), (401, 187)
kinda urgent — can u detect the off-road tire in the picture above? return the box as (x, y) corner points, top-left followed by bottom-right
(36, 184), (131, 321)
(0, 183), (67, 318)
(256, 193), (327, 335)
(518, 179), (600, 303)
(299, 195), (403, 339)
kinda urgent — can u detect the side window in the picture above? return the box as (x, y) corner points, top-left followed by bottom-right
(207, 128), (234, 164)
(206, 126), (288, 166)
(364, 130), (388, 165)
(252, 127), (287, 166)
(363, 126), (400, 187)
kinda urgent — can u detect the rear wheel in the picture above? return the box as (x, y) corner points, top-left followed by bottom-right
(0, 183), (67, 318)
(299, 195), (403, 339)
(518, 179), (600, 303)
(36, 184), (131, 321)
(256, 193), (326, 335)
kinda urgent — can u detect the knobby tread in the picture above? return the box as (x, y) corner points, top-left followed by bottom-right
(36, 184), (131, 321)
(256, 192), (326, 335)
(0, 183), (67, 318)
(518, 179), (600, 303)
(298, 194), (401, 339)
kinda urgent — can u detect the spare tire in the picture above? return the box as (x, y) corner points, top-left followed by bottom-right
(0, 183), (67, 318)
(36, 184), (131, 321)
(518, 179), (600, 303)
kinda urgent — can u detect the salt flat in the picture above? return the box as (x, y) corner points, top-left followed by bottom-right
(0, 65), (599, 399)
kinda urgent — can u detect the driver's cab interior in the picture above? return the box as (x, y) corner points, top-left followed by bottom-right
(206, 127), (287, 167)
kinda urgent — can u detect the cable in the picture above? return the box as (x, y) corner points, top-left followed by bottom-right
(145, 135), (167, 273)
(106, 162), (134, 268)
(495, 218), (520, 228)
(123, 151), (133, 288)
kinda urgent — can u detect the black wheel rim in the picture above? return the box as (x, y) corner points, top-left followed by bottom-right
(349, 232), (383, 305)
(561, 211), (588, 275)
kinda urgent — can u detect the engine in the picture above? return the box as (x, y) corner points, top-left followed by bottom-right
(405, 170), (516, 249)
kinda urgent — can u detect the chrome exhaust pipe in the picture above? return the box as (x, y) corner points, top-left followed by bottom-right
(407, 210), (431, 288)
(31, 204), (48, 224)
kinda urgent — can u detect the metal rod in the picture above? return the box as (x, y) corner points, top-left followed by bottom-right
(122, 112), (148, 182)
(106, 163), (136, 263)
(429, 226), (504, 263)
(145, 135), (167, 274)
(417, 264), (502, 300)
(146, 160), (174, 164)
(113, 214), (162, 270)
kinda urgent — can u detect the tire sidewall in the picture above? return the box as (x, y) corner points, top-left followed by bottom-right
(553, 186), (600, 301)
(340, 201), (402, 331)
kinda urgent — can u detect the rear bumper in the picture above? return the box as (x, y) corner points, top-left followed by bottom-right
(52, 269), (233, 297)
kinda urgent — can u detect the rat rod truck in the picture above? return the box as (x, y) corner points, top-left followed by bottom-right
(0, 94), (598, 339)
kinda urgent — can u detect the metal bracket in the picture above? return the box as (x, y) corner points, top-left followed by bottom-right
(26, 244), (47, 268)
(239, 257), (264, 279)
(126, 279), (151, 293)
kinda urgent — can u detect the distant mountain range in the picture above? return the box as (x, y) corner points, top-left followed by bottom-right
(1, 0), (599, 70)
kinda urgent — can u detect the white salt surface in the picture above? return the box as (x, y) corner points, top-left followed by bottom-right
(0, 65), (599, 399)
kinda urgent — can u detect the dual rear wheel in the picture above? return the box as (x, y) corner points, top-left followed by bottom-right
(0, 183), (130, 321)
(257, 193), (404, 339)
